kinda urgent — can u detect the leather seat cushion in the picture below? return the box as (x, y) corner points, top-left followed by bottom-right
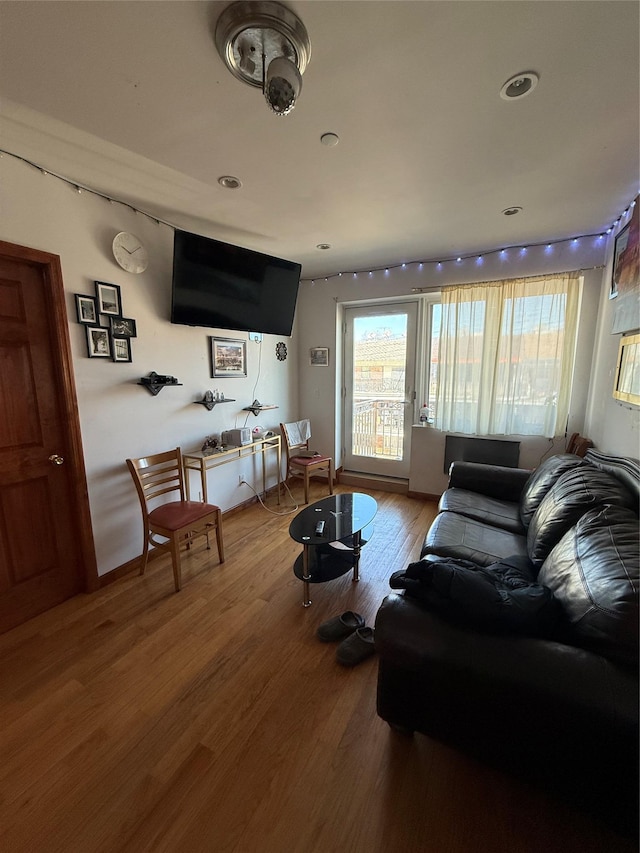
(421, 511), (527, 566)
(527, 467), (635, 568)
(439, 488), (524, 534)
(538, 505), (639, 667)
(519, 454), (585, 528)
(149, 501), (219, 530)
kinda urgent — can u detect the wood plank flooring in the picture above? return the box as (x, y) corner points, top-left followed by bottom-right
(0, 484), (635, 852)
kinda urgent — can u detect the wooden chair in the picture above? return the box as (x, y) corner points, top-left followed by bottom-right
(566, 432), (594, 458)
(280, 421), (334, 504)
(126, 447), (224, 591)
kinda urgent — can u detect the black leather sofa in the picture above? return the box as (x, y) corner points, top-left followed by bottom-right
(375, 450), (639, 832)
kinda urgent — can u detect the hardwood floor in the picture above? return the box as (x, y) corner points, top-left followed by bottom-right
(0, 484), (635, 852)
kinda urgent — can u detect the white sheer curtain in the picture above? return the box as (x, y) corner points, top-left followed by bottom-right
(434, 271), (581, 437)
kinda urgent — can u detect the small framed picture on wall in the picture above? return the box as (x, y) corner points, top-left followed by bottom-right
(111, 336), (132, 363)
(75, 294), (98, 324)
(86, 325), (111, 358)
(310, 347), (329, 366)
(95, 281), (122, 316)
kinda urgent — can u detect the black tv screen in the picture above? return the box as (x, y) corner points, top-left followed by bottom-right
(171, 230), (301, 336)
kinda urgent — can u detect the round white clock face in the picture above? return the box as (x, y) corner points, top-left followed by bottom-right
(112, 232), (149, 274)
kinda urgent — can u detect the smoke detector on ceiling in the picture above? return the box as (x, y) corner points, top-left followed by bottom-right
(215, 1), (311, 116)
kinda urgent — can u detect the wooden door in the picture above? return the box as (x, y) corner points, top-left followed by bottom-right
(0, 241), (96, 634)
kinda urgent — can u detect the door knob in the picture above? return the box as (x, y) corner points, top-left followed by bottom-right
(49, 454), (64, 466)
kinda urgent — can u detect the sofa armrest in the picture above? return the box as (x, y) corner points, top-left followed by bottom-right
(448, 461), (531, 501)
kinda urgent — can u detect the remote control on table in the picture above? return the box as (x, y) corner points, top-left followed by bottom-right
(315, 520), (325, 535)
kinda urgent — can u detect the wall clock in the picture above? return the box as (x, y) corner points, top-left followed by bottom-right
(276, 341), (287, 361)
(112, 232), (149, 274)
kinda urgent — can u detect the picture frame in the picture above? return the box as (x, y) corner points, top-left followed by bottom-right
(86, 325), (111, 358)
(210, 337), (247, 378)
(109, 316), (137, 337)
(94, 280), (122, 316)
(310, 347), (329, 366)
(613, 332), (640, 407)
(75, 293), (98, 325)
(111, 336), (132, 363)
(610, 222), (630, 299)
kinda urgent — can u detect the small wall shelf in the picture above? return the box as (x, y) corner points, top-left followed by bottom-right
(194, 392), (236, 411)
(138, 372), (182, 396)
(243, 403), (279, 416)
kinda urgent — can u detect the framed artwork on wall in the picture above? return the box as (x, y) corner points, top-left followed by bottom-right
(611, 195), (639, 333)
(110, 316), (137, 337)
(111, 336), (132, 363)
(75, 293), (98, 324)
(86, 325), (111, 358)
(210, 337), (247, 378)
(310, 347), (329, 366)
(95, 280), (122, 316)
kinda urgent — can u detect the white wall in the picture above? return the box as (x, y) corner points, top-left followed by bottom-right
(2, 155), (299, 575)
(296, 238), (616, 493)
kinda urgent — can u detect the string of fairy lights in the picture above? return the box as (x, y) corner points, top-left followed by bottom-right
(2, 148), (636, 285)
(307, 196), (636, 284)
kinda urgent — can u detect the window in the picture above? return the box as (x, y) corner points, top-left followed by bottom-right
(432, 272), (581, 438)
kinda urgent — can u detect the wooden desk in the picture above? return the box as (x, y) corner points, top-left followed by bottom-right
(183, 435), (281, 504)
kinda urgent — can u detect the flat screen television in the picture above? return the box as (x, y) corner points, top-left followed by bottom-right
(171, 229), (301, 336)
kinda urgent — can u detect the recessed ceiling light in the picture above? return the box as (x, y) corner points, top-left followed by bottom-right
(316, 243), (331, 250)
(218, 175), (242, 189)
(500, 71), (539, 100)
(502, 206), (523, 216)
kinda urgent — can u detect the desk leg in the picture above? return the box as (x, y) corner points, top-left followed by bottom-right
(200, 461), (208, 504)
(276, 442), (281, 505)
(302, 544), (312, 607)
(352, 531), (362, 583)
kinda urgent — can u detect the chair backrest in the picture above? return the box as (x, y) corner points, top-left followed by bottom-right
(281, 421), (312, 459)
(126, 448), (186, 517)
(566, 432), (594, 458)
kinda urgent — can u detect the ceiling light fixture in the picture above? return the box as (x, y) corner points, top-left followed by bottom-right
(502, 206), (523, 216)
(500, 71), (539, 101)
(215, 1), (311, 116)
(218, 175), (242, 189)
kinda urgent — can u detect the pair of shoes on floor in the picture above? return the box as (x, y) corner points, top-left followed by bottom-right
(316, 611), (376, 666)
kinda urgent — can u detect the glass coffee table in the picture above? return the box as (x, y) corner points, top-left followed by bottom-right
(289, 492), (377, 606)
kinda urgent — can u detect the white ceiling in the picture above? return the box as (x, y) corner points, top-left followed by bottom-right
(1, 1), (638, 279)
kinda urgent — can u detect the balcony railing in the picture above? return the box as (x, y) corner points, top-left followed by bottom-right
(352, 398), (404, 460)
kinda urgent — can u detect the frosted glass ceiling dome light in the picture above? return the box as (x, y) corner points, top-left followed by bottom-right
(215, 1), (311, 116)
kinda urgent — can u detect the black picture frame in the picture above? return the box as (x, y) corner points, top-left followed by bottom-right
(95, 280), (122, 316)
(109, 316), (137, 337)
(210, 337), (247, 378)
(111, 336), (132, 363)
(75, 293), (98, 324)
(86, 325), (111, 358)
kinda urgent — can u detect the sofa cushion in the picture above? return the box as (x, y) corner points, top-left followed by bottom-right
(421, 510), (527, 566)
(538, 505), (639, 667)
(526, 467), (636, 568)
(389, 555), (560, 635)
(519, 453), (585, 528)
(438, 489), (524, 534)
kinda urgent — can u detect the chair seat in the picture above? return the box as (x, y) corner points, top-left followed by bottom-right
(149, 501), (220, 531)
(290, 455), (331, 467)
